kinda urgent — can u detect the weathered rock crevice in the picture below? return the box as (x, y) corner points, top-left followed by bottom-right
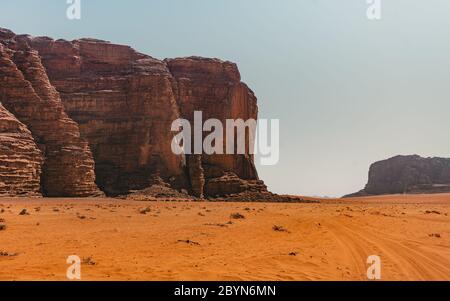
(0, 103), (43, 196)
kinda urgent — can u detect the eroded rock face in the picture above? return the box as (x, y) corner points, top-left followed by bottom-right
(187, 155), (205, 198)
(166, 57), (263, 196)
(345, 155), (450, 197)
(0, 32), (101, 197)
(0, 28), (266, 198)
(27, 36), (187, 196)
(0, 104), (43, 196)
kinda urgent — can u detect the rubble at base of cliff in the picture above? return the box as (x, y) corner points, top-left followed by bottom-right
(121, 190), (320, 203)
(209, 192), (320, 203)
(117, 176), (319, 203)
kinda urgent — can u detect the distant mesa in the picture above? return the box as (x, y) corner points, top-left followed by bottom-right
(345, 155), (450, 198)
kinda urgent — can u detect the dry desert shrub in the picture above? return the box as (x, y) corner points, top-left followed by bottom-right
(82, 257), (96, 265)
(19, 209), (29, 216)
(0, 251), (18, 257)
(139, 207), (152, 215)
(177, 239), (200, 246)
(230, 213), (245, 219)
(429, 233), (441, 238)
(272, 225), (290, 233)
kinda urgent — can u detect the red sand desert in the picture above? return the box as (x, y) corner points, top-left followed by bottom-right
(1, 193), (450, 281)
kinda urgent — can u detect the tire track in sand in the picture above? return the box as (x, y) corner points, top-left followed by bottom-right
(323, 218), (450, 280)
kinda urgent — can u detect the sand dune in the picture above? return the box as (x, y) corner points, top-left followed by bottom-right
(1, 194), (450, 280)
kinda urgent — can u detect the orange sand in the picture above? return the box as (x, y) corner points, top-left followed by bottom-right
(1, 193), (450, 280)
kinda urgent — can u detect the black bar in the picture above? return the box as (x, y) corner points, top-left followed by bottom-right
(0, 281), (447, 299)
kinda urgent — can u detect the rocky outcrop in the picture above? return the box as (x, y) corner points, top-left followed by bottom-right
(187, 155), (205, 198)
(27, 36), (187, 196)
(0, 104), (43, 196)
(0, 30), (101, 197)
(0, 28), (267, 198)
(121, 174), (195, 201)
(345, 155), (450, 197)
(166, 57), (262, 196)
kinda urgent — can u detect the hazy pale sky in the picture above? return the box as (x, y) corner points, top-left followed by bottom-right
(2, 0), (450, 197)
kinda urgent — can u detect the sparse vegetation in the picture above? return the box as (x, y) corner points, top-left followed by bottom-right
(204, 223), (227, 228)
(19, 209), (29, 216)
(272, 225), (289, 233)
(0, 251), (18, 257)
(230, 213), (245, 219)
(177, 239), (200, 246)
(429, 233), (441, 238)
(425, 210), (441, 215)
(139, 207), (151, 215)
(76, 213), (86, 220)
(82, 257), (96, 265)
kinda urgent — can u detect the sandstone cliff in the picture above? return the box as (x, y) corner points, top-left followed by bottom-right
(27, 35), (186, 196)
(0, 28), (267, 199)
(345, 155), (450, 197)
(0, 104), (42, 196)
(0, 29), (101, 197)
(166, 57), (261, 197)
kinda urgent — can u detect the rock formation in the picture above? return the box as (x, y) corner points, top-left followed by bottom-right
(0, 30), (102, 197)
(186, 155), (205, 198)
(345, 155), (450, 197)
(0, 104), (43, 196)
(27, 35), (186, 196)
(0, 28), (269, 199)
(166, 57), (260, 197)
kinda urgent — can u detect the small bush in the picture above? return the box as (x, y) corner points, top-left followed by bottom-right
(272, 225), (289, 233)
(19, 209), (29, 216)
(230, 213), (245, 219)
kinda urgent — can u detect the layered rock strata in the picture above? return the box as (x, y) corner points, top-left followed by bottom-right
(0, 28), (267, 198)
(0, 30), (101, 197)
(0, 104), (43, 196)
(28, 36), (186, 196)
